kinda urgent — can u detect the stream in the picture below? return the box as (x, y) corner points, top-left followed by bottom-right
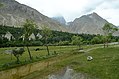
(0, 59), (94, 79)
(0, 60), (57, 79)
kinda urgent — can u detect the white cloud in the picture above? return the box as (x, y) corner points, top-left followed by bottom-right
(94, 0), (119, 26)
(16, 0), (119, 26)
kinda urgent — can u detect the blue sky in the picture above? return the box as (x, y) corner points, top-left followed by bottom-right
(16, 0), (119, 26)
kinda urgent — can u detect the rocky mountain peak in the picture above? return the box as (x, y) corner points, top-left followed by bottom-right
(52, 16), (66, 25)
(68, 12), (109, 34)
(91, 12), (98, 16)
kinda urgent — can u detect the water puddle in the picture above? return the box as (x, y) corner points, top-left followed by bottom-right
(48, 67), (95, 79)
(0, 60), (57, 79)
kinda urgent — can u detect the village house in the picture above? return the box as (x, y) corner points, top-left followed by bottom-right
(4, 31), (15, 41)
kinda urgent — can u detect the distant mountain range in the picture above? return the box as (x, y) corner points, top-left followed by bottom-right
(51, 16), (66, 25)
(0, 0), (118, 35)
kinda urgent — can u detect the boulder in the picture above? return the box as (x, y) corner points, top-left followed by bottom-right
(87, 56), (93, 61)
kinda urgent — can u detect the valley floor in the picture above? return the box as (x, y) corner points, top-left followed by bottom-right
(0, 44), (119, 79)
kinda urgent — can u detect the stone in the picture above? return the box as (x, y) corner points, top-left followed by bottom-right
(87, 56), (93, 61)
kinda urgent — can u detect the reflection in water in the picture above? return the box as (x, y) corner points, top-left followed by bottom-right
(0, 60), (56, 79)
(0, 60), (96, 79)
(48, 67), (94, 79)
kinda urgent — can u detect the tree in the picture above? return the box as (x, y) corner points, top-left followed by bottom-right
(91, 36), (100, 44)
(71, 35), (83, 49)
(0, 3), (3, 7)
(12, 48), (25, 63)
(23, 19), (36, 60)
(41, 26), (52, 55)
(102, 23), (118, 48)
(58, 41), (70, 45)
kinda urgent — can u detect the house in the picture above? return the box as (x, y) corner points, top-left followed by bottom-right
(20, 33), (42, 41)
(36, 33), (42, 39)
(4, 31), (15, 41)
(29, 33), (36, 40)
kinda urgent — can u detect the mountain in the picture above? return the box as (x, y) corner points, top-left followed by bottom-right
(0, 0), (118, 35)
(52, 16), (66, 25)
(69, 12), (111, 35)
(0, 0), (67, 31)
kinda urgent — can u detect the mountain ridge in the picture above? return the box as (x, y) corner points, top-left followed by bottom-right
(68, 12), (119, 35)
(0, 0), (118, 35)
(0, 0), (68, 31)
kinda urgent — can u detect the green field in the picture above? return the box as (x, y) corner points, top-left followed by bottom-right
(0, 44), (119, 79)
(0, 45), (79, 70)
(70, 47), (119, 79)
(0, 44), (103, 66)
(20, 45), (119, 79)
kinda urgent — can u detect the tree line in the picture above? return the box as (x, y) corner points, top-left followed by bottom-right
(0, 22), (118, 48)
(0, 19), (118, 63)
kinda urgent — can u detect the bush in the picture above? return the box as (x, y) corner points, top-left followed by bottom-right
(58, 41), (70, 45)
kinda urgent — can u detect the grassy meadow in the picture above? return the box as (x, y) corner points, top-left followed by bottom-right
(0, 44), (103, 66)
(21, 45), (119, 79)
(0, 45), (78, 70)
(0, 44), (119, 79)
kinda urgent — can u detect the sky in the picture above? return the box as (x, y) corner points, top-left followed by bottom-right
(16, 0), (119, 26)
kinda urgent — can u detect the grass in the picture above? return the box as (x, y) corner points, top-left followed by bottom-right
(0, 44), (119, 79)
(72, 47), (119, 79)
(21, 46), (119, 79)
(60, 46), (119, 79)
(0, 45), (78, 70)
